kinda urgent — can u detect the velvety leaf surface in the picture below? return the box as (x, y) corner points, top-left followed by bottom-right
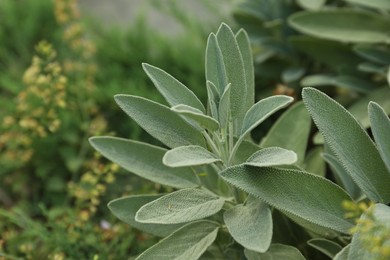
(142, 63), (205, 113)
(136, 220), (219, 260)
(108, 195), (183, 237)
(163, 145), (221, 167)
(171, 104), (220, 131)
(220, 166), (354, 233)
(205, 33), (227, 94)
(218, 83), (231, 128)
(308, 238), (343, 258)
(302, 87), (390, 203)
(303, 147), (325, 177)
(89, 137), (199, 188)
(334, 245), (350, 260)
(115, 95), (206, 148)
(245, 147), (297, 167)
(224, 196), (272, 252)
(206, 81), (219, 120)
(135, 188), (225, 224)
(244, 244), (306, 260)
(289, 10), (390, 43)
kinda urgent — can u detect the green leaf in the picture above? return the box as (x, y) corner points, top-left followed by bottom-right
(206, 81), (219, 120)
(89, 137), (199, 188)
(354, 45), (390, 65)
(297, 0), (326, 10)
(307, 238), (343, 258)
(220, 166), (354, 234)
(369, 102), (390, 172)
(205, 33), (228, 94)
(216, 23), (247, 129)
(114, 95), (206, 148)
(301, 75), (377, 93)
(302, 87), (390, 203)
(282, 67), (306, 83)
(108, 195), (183, 237)
(142, 63), (205, 113)
(163, 145), (221, 167)
(233, 139), (262, 165)
(224, 196), (272, 253)
(334, 245), (350, 260)
(135, 188), (225, 224)
(236, 29), (254, 111)
(348, 87), (390, 128)
(349, 204), (390, 260)
(344, 0), (390, 11)
(218, 83), (231, 128)
(241, 95), (294, 137)
(136, 220), (219, 260)
(260, 102), (311, 166)
(244, 244), (306, 260)
(303, 147), (325, 177)
(289, 10), (390, 43)
(171, 104), (220, 131)
(245, 147), (297, 167)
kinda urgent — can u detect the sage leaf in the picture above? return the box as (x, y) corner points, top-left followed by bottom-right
(171, 104), (220, 131)
(289, 10), (390, 43)
(297, 0), (326, 10)
(220, 166), (354, 233)
(108, 195), (183, 237)
(334, 245), (350, 260)
(307, 238), (343, 258)
(353, 45), (390, 65)
(224, 196), (272, 253)
(303, 147), (325, 177)
(205, 33), (227, 94)
(303, 87), (390, 203)
(206, 80), (219, 120)
(163, 145), (221, 167)
(344, 0), (390, 11)
(244, 244), (306, 260)
(260, 102), (310, 165)
(136, 220), (219, 260)
(218, 83), (231, 128)
(135, 188), (225, 224)
(115, 95), (206, 148)
(245, 147), (297, 167)
(368, 102), (390, 172)
(142, 63), (205, 113)
(89, 137), (199, 188)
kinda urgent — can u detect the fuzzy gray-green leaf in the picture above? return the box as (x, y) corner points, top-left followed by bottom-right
(369, 102), (390, 173)
(334, 245), (350, 260)
(224, 196), (272, 253)
(135, 188), (225, 224)
(136, 220), (219, 260)
(245, 147), (297, 167)
(302, 87), (390, 203)
(307, 238), (343, 258)
(143, 63), (205, 113)
(108, 195), (183, 237)
(89, 137), (199, 188)
(171, 104), (220, 131)
(218, 83), (231, 128)
(219, 166), (354, 233)
(163, 145), (221, 167)
(206, 81), (219, 120)
(115, 95), (206, 148)
(344, 0), (390, 11)
(244, 244), (306, 260)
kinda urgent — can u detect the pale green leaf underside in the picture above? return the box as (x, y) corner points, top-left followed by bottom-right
(245, 147), (297, 167)
(302, 87), (390, 203)
(260, 102), (311, 166)
(224, 197), (272, 253)
(108, 195), (183, 237)
(220, 166), (354, 233)
(244, 244), (306, 260)
(163, 145), (221, 167)
(241, 95), (294, 137)
(289, 10), (390, 43)
(136, 220), (219, 260)
(171, 104), (220, 131)
(307, 238), (343, 258)
(89, 137), (199, 188)
(369, 102), (390, 173)
(142, 63), (205, 113)
(135, 188), (225, 224)
(115, 95), (206, 148)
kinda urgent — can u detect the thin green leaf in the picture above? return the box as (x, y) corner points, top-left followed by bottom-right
(218, 83), (231, 128)
(244, 244), (306, 260)
(136, 220), (219, 260)
(163, 145), (221, 167)
(334, 245), (350, 260)
(89, 137), (199, 188)
(224, 196), (272, 253)
(142, 63), (205, 113)
(302, 87), (390, 203)
(206, 81), (219, 120)
(245, 147), (297, 167)
(344, 0), (390, 11)
(108, 195), (183, 237)
(354, 45), (390, 65)
(301, 75), (377, 93)
(303, 147), (325, 177)
(171, 104), (220, 131)
(135, 188), (225, 224)
(289, 10), (390, 43)
(114, 95), (206, 148)
(220, 166), (354, 234)
(282, 67), (306, 83)
(260, 102), (311, 166)
(308, 238), (343, 258)
(369, 102), (390, 172)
